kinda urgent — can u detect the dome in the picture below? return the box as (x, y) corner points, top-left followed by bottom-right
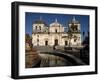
(50, 19), (62, 27)
(69, 16), (79, 24)
(34, 20), (45, 24)
(33, 17), (48, 26)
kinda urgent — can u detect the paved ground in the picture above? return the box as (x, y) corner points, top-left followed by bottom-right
(33, 46), (81, 58)
(39, 54), (71, 67)
(33, 46), (54, 52)
(30, 46), (87, 67)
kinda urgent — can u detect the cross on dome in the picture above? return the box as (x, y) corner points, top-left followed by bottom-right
(72, 16), (76, 21)
(55, 18), (58, 23)
(39, 16), (42, 20)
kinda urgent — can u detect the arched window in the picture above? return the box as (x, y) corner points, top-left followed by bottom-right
(74, 39), (77, 42)
(65, 41), (68, 45)
(74, 25), (78, 31)
(39, 26), (41, 30)
(37, 39), (39, 46)
(45, 41), (48, 46)
(35, 26), (37, 30)
(55, 29), (57, 33)
(37, 35), (39, 37)
(54, 39), (58, 45)
(37, 39), (39, 42)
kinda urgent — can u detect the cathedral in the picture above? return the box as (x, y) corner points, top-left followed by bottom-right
(32, 17), (81, 47)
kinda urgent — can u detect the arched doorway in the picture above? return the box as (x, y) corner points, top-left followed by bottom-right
(65, 41), (68, 46)
(45, 41), (48, 46)
(54, 39), (58, 45)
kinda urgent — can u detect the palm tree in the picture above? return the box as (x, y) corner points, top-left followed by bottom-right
(82, 31), (85, 42)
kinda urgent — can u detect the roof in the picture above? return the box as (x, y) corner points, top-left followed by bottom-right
(34, 20), (46, 24)
(50, 19), (63, 27)
(33, 17), (48, 26)
(69, 16), (80, 24)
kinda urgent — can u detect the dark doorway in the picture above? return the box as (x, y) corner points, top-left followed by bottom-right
(65, 41), (68, 46)
(54, 39), (58, 45)
(45, 41), (48, 46)
(55, 29), (57, 33)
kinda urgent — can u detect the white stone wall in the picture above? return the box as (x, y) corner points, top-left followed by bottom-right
(49, 26), (64, 33)
(33, 24), (47, 32)
(32, 19), (81, 46)
(70, 34), (81, 46)
(32, 33), (81, 46)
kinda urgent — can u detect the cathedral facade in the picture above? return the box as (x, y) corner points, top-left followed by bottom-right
(32, 17), (81, 47)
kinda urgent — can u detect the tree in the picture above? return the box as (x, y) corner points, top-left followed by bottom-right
(67, 29), (73, 47)
(82, 31), (85, 40)
(25, 34), (33, 51)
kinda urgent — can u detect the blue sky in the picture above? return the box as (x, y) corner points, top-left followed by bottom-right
(25, 12), (89, 40)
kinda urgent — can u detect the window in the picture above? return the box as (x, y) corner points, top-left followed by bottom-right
(54, 39), (58, 45)
(37, 35), (39, 37)
(65, 41), (68, 45)
(74, 39), (77, 42)
(45, 41), (48, 46)
(35, 26), (37, 30)
(37, 39), (39, 42)
(39, 26), (41, 30)
(55, 29), (57, 33)
(37, 39), (39, 46)
(74, 25), (78, 31)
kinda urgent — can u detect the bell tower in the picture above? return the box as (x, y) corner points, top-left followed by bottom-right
(68, 16), (80, 33)
(68, 16), (81, 46)
(32, 17), (47, 33)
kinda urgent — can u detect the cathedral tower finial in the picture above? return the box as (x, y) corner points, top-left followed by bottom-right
(73, 16), (76, 21)
(40, 16), (42, 20)
(55, 18), (58, 23)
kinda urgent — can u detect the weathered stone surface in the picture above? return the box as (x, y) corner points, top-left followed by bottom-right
(25, 48), (41, 68)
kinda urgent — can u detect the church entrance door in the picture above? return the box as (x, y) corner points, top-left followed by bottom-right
(65, 41), (68, 46)
(45, 41), (48, 46)
(54, 39), (58, 46)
